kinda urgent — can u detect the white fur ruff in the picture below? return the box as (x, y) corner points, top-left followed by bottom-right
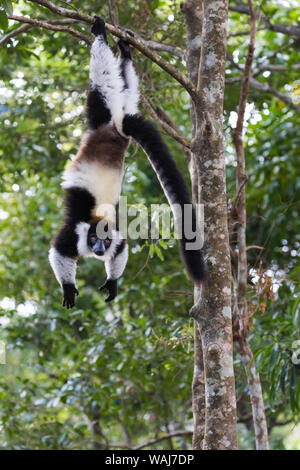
(76, 223), (126, 269)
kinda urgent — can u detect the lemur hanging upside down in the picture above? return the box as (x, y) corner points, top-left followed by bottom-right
(49, 16), (206, 308)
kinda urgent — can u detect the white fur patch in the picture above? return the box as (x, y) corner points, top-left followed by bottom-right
(105, 242), (128, 280)
(90, 37), (124, 133)
(75, 222), (91, 257)
(48, 247), (77, 287)
(62, 161), (122, 223)
(119, 59), (140, 115)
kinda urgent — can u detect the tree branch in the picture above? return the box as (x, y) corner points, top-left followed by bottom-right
(0, 23), (32, 46)
(24, 0), (196, 97)
(226, 55), (300, 113)
(229, 3), (300, 38)
(254, 63), (300, 73)
(250, 77), (300, 113)
(141, 94), (191, 149)
(0, 18), (80, 46)
(232, 0), (269, 450)
(133, 431), (192, 450)
(7, 15), (92, 44)
(143, 40), (185, 60)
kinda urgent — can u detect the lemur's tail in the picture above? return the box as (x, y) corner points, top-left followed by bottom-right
(123, 114), (206, 284)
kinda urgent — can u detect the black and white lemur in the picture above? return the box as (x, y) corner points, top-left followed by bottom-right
(49, 16), (206, 308)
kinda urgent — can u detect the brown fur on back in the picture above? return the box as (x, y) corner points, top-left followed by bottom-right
(74, 124), (129, 170)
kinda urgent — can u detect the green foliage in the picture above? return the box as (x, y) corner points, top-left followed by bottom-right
(0, 0), (13, 16)
(0, 10), (8, 31)
(0, 0), (299, 450)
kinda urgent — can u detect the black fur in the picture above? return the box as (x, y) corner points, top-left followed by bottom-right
(99, 278), (118, 302)
(118, 39), (132, 60)
(119, 58), (129, 89)
(118, 39), (131, 89)
(54, 223), (78, 258)
(86, 88), (111, 129)
(91, 16), (107, 42)
(113, 238), (126, 259)
(123, 114), (206, 284)
(54, 187), (96, 258)
(64, 187), (96, 222)
(88, 17), (111, 129)
(62, 283), (79, 309)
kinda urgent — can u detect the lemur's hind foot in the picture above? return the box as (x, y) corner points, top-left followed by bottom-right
(99, 279), (118, 303)
(91, 16), (107, 42)
(118, 29), (134, 59)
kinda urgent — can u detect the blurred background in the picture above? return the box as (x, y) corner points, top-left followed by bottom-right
(0, 0), (299, 449)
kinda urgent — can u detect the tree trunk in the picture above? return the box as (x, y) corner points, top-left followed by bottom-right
(184, 0), (238, 450)
(231, 0), (269, 450)
(181, 0), (206, 450)
(235, 337), (269, 449)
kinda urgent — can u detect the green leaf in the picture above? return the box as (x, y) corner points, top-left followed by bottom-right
(290, 367), (298, 412)
(155, 245), (164, 261)
(0, 9), (8, 31)
(149, 244), (155, 258)
(0, 0), (13, 15)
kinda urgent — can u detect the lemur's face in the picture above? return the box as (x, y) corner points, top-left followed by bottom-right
(87, 224), (112, 257)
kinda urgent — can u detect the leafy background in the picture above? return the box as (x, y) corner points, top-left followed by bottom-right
(0, 0), (299, 449)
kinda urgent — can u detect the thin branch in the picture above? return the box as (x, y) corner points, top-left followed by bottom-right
(232, 1), (269, 450)
(144, 40), (185, 60)
(141, 94), (191, 149)
(0, 18), (80, 46)
(228, 27), (264, 37)
(238, 400), (289, 423)
(25, 0), (196, 97)
(226, 57), (300, 113)
(250, 77), (300, 113)
(254, 63), (300, 73)
(133, 431), (192, 450)
(229, 3), (300, 38)
(108, 0), (120, 28)
(166, 290), (193, 296)
(7, 15), (92, 44)
(106, 430), (193, 449)
(27, 0), (92, 22)
(0, 23), (32, 46)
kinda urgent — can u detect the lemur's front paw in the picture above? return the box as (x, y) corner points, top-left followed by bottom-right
(91, 16), (106, 38)
(99, 279), (118, 303)
(62, 283), (79, 309)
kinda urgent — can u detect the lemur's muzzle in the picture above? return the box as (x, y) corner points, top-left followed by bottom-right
(93, 239), (105, 256)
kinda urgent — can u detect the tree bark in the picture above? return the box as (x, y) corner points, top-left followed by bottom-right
(192, 319), (206, 449)
(184, 0), (238, 450)
(231, 0), (269, 450)
(181, 0), (206, 449)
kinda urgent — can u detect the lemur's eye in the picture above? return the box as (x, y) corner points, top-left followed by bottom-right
(90, 236), (97, 243)
(104, 239), (111, 247)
